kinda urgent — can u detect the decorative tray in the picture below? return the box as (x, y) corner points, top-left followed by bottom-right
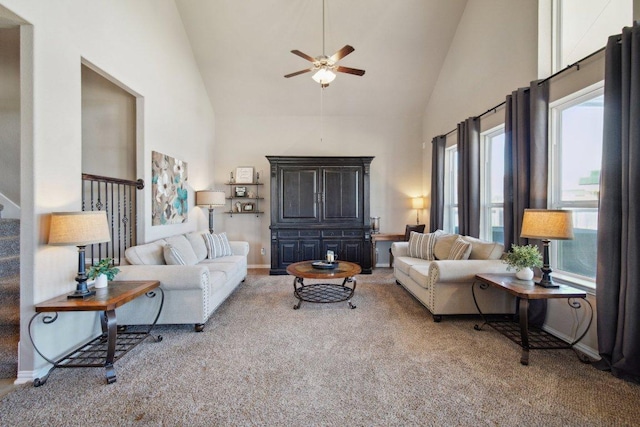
(311, 261), (339, 270)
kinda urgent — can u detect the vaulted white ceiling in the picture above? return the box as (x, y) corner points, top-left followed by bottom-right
(175, 0), (468, 117)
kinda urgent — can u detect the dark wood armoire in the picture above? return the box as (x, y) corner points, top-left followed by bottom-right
(267, 156), (374, 275)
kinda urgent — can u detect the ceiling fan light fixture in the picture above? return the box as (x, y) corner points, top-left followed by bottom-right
(312, 67), (336, 85)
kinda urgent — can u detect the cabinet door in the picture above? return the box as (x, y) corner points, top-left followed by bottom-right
(277, 240), (299, 267)
(341, 240), (362, 263)
(300, 240), (321, 261)
(322, 167), (361, 223)
(279, 168), (320, 223)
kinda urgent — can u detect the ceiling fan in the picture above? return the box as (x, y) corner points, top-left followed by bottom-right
(284, 0), (365, 88)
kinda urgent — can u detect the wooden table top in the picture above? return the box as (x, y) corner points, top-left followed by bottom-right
(475, 273), (586, 300)
(286, 261), (362, 279)
(371, 233), (405, 242)
(35, 280), (160, 313)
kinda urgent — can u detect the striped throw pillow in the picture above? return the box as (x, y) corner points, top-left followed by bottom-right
(203, 232), (233, 259)
(447, 237), (472, 260)
(407, 231), (437, 260)
(163, 244), (186, 265)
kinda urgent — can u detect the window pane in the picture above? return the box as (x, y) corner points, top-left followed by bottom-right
(491, 207), (504, 244)
(559, 95), (603, 202)
(489, 134), (504, 204)
(556, 208), (598, 279)
(559, 0), (632, 69)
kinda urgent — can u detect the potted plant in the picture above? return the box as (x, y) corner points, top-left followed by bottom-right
(88, 258), (120, 289)
(504, 244), (543, 280)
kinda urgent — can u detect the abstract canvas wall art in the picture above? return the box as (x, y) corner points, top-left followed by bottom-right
(152, 151), (188, 225)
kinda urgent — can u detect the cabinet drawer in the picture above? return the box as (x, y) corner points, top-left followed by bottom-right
(278, 230), (299, 238)
(342, 230), (363, 237)
(322, 230), (342, 237)
(299, 230), (321, 237)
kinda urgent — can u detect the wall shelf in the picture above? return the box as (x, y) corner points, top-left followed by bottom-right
(225, 182), (264, 217)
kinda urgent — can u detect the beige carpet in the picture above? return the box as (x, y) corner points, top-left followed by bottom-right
(0, 269), (639, 426)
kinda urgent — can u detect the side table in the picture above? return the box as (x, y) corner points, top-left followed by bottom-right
(371, 233), (404, 268)
(29, 280), (164, 386)
(473, 273), (593, 365)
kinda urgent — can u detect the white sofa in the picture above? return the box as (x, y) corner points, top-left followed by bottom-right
(114, 230), (249, 331)
(391, 232), (516, 322)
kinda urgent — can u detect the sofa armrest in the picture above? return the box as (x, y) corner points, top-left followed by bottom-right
(391, 242), (409, 257)
(229, 241), (249, 257)
(116, 265), (210, 291)
(429, 259), (511, 283)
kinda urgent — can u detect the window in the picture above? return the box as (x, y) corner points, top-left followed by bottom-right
(553, 0), (632, 72)
(480, 126), (505, 243)
(550, 84), (603, 286)
(443, 145), (458, 234)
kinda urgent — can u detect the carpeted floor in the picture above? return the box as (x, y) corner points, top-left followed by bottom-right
(0, 269), (639, 426)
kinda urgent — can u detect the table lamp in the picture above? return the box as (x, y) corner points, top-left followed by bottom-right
(48, 211), (111, 299)
(520, 209), (574, 288)
(196, 190), (226, 233)
(412, 197), (425, 225)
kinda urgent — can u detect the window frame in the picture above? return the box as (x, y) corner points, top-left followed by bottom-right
(480, 125), (505, 243)
(443, 145), (458, 234)
(548, 81), (604, 289)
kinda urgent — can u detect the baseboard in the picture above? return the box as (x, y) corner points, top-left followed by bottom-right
(248, 264), (270, 269)
(542, 324), (599, 360)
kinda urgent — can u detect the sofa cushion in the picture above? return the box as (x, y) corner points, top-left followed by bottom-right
(407, 231), (437, 260)
(165, 235), (199, 265)
(186, 230), (209, 262)
(448, 237), (472, 260)
(434, 233), (460, 260)
(394, 256), (431, 276)
(125, 240), (167, 265)
(408, 264), (434, 290)
(203, 232), (233, 259)
(461, 236), (504, 260)
(164, 244), (187, 265)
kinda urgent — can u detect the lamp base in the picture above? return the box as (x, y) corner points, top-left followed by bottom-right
(67, 289), (96, 299)
(535, 278), (559, 289)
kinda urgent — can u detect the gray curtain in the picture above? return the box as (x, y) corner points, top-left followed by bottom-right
(429, 135), (447, 232)
(457, 118), (480, 237)
(503, 80), (549, 250)
(503, 80), (549, 327)
(595, 24), (640, 384)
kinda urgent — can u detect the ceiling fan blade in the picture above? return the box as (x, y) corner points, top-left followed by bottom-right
(329, 45), (354, 63)
(284, 68), (313, 78)
(291, 50), (316, 63)
(335, 66), (365, 76)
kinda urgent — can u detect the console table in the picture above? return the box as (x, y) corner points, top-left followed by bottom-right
(29, 280), (164, 386)
(473, 274), (593, 365)
(371, 233), (404, 268)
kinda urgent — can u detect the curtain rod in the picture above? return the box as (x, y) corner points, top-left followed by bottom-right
(440, 41), (611, 139)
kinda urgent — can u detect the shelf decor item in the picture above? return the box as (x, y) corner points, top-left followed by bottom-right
(88, 258), (120, 289)
(504, 244), (543, 281)
(196, 190), (226, 233)
(48, 211), (111, 299)
(235, 167), (254, 184)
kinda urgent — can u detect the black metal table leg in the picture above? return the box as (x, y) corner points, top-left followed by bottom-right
(518, 298), (530, 365)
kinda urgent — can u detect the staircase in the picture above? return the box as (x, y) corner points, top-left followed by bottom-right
(0, 218), (20, 379)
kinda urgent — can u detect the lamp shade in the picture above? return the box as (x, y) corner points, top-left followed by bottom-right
(196, 190), (226, 207)
(48, 211), (111, 246)
(411, 197), (425, 210)
(520, 209), (574, 240)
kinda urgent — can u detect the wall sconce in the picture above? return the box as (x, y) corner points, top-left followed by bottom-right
(48, 211), (111, 299)
(520, 209), (574, 288)
(196, 190), (226, 234)
(411, 197), (425, 225)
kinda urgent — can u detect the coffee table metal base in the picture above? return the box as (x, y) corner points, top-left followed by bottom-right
(293, 277), (357, 310)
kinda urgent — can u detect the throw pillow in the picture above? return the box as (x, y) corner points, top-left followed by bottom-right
(447, 237), (472, 260)
(164, 244), (186, 265)
(203, 232), (233, 259)
(407, 231), (437, 260)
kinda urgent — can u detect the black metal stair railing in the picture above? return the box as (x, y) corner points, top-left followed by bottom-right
(82, 174), (144, 266)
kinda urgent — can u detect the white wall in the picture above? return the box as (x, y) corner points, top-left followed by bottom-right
(0, 0), (216, 380)
(214, 114), (425, 267)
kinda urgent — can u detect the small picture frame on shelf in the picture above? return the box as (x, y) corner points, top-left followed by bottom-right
(235, 186), (247, 197)
(235, 167), (254, 184)
(242, 202), (255, 212)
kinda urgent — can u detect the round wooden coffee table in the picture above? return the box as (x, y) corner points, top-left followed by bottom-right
(286, 260), (362, 310)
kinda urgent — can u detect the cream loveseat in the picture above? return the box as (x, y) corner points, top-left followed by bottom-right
(114, 230), (249, 331)
(391, 231), (515, 322)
